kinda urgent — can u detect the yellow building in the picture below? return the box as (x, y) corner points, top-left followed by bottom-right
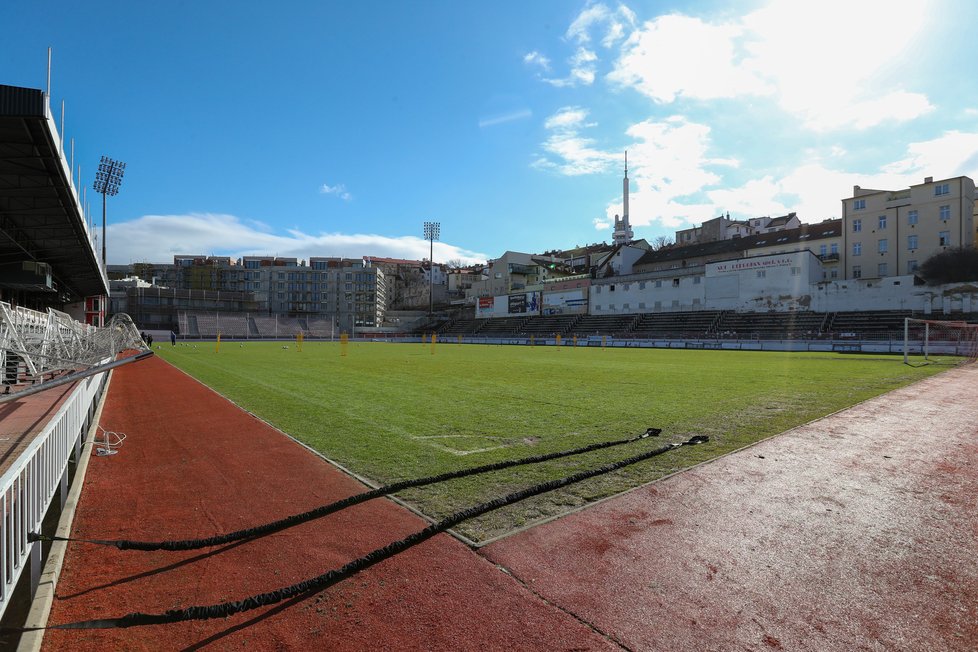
(840, 176), (976, 279)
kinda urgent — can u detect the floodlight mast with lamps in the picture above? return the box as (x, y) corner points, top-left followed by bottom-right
(93, 156), (126, 271)
(423, 221), (440, 317)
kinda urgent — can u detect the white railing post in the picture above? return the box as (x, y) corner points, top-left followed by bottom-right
(0, 362), (109, 620)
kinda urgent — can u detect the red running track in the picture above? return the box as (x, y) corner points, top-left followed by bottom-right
(41, 355), (978, 651)
(42, 356), (616, 651)
(482, 363), (978, 651)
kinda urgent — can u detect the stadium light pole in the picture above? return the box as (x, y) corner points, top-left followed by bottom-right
(93, 156), (126, 271)
(423, 221), (440, 317)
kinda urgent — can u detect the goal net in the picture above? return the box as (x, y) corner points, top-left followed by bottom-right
(903, 318), (978, 365)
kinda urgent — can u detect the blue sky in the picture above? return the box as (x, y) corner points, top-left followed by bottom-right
(3, 1), (977, 266)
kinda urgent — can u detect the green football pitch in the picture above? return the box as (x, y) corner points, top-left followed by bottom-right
(156, 340), (948, 542)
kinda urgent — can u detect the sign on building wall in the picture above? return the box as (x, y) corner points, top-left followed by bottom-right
(542, 289), (587, 315)
(508, 293), (526, 313)
(476, 296), (494, 318)
(711, 256), (793, 274)
(478, 292), (541, 318)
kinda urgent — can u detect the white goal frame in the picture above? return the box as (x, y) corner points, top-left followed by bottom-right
(903, 317), (978, 365)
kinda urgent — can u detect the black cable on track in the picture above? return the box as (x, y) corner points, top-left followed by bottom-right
(30, 428), (663, 552)
(6, 434), (707, 633)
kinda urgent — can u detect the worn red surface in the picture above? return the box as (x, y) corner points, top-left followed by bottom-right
(42, 356), (615, 651)
(483, 363), (978, 651)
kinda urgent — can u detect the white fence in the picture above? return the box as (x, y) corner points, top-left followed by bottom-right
(0, 367), (107, 619)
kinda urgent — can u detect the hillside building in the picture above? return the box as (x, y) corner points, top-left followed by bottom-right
(841, 176), (977, 280)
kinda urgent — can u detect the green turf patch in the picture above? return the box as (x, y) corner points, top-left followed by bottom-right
(157, 341), (952, 541)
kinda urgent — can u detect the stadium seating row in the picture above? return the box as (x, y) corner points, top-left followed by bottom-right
(180, 309), (973, 340)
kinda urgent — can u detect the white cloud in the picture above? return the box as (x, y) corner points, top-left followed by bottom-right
(537, 107), (616, 175)
(609, 14), (769, 103)
(606, 0), (935, 131)
(543, 107), (589, 130)
(107, 213), (487, 266)
(538, 3), (635, 88)
(706, 176), (789, 218)
(320, 183), (352, 201)
(542, 47), (599, 88)
(700, 131), (978, 223)
(478, 108), (532, 128)
(882, 130), (978, 178)
(566, 3), (635, 47)
(523, 51), (551, 72)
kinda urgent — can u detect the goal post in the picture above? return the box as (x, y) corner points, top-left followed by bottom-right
(904, 317), (978, 365)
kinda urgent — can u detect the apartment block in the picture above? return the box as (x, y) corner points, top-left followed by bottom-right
(841, 176), (976, 279)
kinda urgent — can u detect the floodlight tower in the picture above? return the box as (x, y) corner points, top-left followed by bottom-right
(93, 156), (126, 270)
(423, 221), (440, 317)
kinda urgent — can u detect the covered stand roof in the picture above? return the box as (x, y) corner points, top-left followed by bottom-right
(0, 84), (107, 300)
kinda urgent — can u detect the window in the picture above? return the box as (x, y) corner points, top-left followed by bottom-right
(622, 303), (630, 310)
(907, 235), (918, 250)
(878, 215), (887, 229)
(791, 267), (800, 276)
(878, 239), (888, 253)
(672, 278), (679, 287)
(908, 210), (918, 225)
(940, 205), (950, 220)
(852, 265), (862, 279)
(671, 300), (680, 308)
(854, 199), (866, 210)
(655, 280), (662, 288)
(907, 260), (918, 274)
(594, 305), (601, 311)
(878, 263), (888, 276)
(853, 242), (862, 256)
(819, 244), (827, 256)
(757, 270), (766, 278)
(939, 231), (951, 246)
(830, 270), (838, 279)
(935, 182), (950, 196)
(639, 302), (646, 309)
(639, 282), (646, 290)
(853, 219), (862, 232)
(830, 243), (838, 255)
(622, 283), (630, 291)
(595, 286), (601, 294)
(693, 276), (701, 284)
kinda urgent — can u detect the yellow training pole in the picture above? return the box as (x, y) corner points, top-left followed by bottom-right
(430, 333), (437, 355)
(340, 332), (349, 357)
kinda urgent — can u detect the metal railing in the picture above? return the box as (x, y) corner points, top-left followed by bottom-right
(0, 365), (107, 619)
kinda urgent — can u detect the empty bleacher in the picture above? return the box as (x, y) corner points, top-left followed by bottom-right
(825, 311), (915, 338)
(477, 317), (528, 337)
(519, 315), (581, 335)
(629, 310), (721, 338)
(440, 319), (486, 335)
(305, 317), (334, 337)
(192, 313), (216, 337)
(567, 314), (638, 336)
(714, 311), (828, 339)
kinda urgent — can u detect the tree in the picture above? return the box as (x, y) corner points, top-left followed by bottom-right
(444, 258), (465, 270)
(919, 247), (978, 285)
(651, 235), (673, 251)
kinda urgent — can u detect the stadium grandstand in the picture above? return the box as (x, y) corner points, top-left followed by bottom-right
(0, 81), (148, 633)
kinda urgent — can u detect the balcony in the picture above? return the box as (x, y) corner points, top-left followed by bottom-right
(818, 253), (840, 262)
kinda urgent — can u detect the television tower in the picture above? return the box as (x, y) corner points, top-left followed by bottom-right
(612, 151), (633, 245)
